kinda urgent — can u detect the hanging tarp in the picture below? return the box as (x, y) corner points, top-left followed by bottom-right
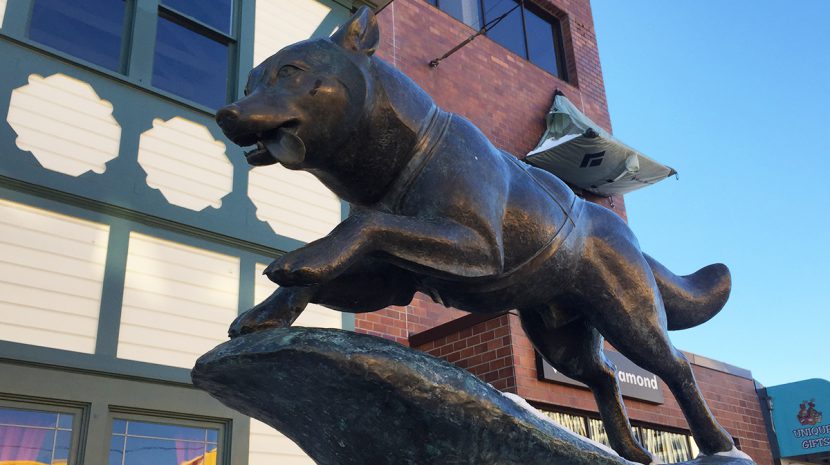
(525, 94), (677, 196)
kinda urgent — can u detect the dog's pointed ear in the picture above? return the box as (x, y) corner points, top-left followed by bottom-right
(330, 6), (379, 55)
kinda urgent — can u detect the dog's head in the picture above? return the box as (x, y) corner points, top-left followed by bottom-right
(216, 7), (379, 169)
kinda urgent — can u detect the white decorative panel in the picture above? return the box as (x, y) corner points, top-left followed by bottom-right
(118, 233), (239, 368)
(0, 199), (109, 353)
(249, 418), (314, 465)
(0, 0), (6, 29)
(7, 73), (121, 176)
(250, 0), (345, 243)
(254, 263), (341, 329)
(253, 0), (344, 65)
(249, 166), (341, 244)
(137, 117), (232, 211)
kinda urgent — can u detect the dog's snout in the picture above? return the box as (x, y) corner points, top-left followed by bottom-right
(216, 104), (241, 131)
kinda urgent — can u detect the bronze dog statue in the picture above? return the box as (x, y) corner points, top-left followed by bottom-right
(216, 7), (740, 463)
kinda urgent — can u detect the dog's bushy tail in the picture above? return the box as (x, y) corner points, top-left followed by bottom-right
(645, 253), (731, 330)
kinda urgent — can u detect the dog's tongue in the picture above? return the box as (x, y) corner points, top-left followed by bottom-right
(265, 128), (305, 166)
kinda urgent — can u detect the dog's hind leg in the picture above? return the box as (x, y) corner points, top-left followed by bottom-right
(577, 223), (735, 457)
(518, 308), (654, 464)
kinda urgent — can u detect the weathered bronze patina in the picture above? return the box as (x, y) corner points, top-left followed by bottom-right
(215, 7), (738, 463)
(193, 328), (636, 465)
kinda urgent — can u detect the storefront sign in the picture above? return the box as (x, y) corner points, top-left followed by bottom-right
(536, 351), (664, 404)
(767, 378), (830, 457)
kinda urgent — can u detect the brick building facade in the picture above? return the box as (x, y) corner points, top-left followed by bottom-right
(355, 0), (625, 341)
(355, 2), (776, 465)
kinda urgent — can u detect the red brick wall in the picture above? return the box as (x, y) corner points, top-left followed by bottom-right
(355, 0), (625, 340)
(376, 0), (613, 152)
(412, 313), (517, 392)
(690, 365), (773, 462)
(413, 313), (775, 465)
(353, 301), (467, 344)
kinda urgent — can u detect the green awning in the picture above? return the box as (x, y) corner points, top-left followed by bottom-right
(525, 94), (677, 196)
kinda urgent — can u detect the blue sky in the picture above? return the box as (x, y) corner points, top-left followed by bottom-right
(591, 0), (830, 387)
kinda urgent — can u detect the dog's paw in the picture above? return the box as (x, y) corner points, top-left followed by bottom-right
(228, 288), (311, 338)
(264, 249), (333, 286)
(264, 259), (323, 287)
(228, 307), (285, 338)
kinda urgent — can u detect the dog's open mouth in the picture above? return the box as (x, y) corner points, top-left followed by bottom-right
(242, 121), (305, 167)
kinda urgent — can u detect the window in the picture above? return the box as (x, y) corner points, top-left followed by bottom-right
(427, 0), (481, 29)
(108, 417), (221, 465)
(545, 410), (587, 436)
(0, 363), (248, 464)
(29, 0), (127, 72)
(0, 405), (78, 464)
(638, 426), (698, 463)
(26, 0), (237, 109)
(151, 1), (234, 109)
(426, 0), (568, 79)
(541, 410), (698, 463)
(588, 417), (611, 447)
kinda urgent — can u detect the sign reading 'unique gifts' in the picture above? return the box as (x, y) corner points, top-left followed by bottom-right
(767, 378), (830, 457)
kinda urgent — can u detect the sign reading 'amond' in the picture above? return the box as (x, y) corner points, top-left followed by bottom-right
(536, 351), (665, 404)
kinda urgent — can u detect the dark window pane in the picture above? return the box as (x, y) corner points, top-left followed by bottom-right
(29, 0), (125, 71)
(482, 0), (526, 58)
(162, 0), (233, 34)
(152, 16), (230, 108)
(206, 429), (218, 443)
(524, 8), (559, 76)
(437, 0), (482, 29)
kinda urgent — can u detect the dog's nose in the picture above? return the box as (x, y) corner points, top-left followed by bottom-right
(216, 104), (241, 132)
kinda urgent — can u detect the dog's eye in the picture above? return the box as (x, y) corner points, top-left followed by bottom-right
(277, 65), (303, 79)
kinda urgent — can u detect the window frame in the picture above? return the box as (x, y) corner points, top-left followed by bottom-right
(145, 0), (240, 109)
(0, 362), (250, 465)
(540, 407), (700, 462)
(519, 0), (568, 80)
(0, 395), (89, 465)
(107, 407), (229, 465)
(427, 0), (569, 81)
(0, 0), (243, 112)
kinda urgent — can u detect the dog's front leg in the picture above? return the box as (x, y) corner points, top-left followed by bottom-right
(266, 210), (501, 286)
(265, 211), (372, 286)
(228, 285), (314, 338)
